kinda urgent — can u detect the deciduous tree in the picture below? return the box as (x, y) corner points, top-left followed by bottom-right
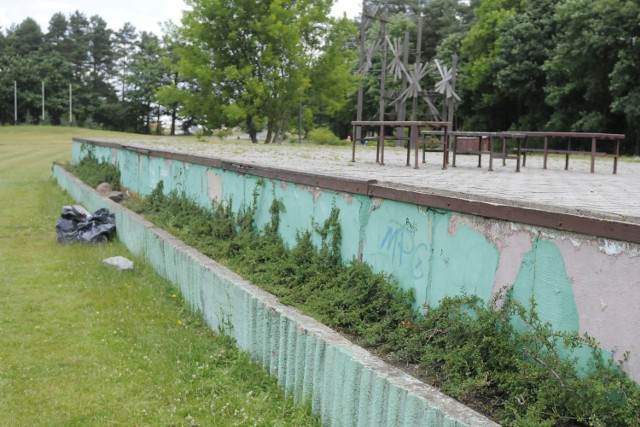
(174, 0), (333, 143)
(607, 1), (640, 154)
(544, 0), (626, 134)
(458, 0), (523, 130)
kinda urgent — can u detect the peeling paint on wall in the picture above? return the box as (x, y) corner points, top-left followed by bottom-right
(599, 240), (640, 257)
(206, 169), (222, 205)
(71, 142), (640, 382)
(428, 216), (499, 306)
(511, 238), (579, 333)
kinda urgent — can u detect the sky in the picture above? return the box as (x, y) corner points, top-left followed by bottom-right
(0, 0), (362, 35)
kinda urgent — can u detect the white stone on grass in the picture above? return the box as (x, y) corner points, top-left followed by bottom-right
(103, 256), (134, 271)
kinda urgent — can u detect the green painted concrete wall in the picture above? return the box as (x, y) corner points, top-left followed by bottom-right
(74, 143), (501, 311)
(52, 164), (497, 427)
(68, 142), (640, 383)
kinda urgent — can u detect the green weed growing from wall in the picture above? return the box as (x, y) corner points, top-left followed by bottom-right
(68, 152), (121, 190)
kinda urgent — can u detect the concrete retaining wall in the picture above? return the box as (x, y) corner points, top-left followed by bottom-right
(52, 164), (497, 426)
(68, 139), (640, 384)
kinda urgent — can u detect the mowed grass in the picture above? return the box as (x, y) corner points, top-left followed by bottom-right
(0, 126), (319, 426)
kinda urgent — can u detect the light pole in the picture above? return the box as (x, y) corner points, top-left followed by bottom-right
(14, 80), (17, 125)
(69, 83), (73, 125)
(41, 81), (45, 123)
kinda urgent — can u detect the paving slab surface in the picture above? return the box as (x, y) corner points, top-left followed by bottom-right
(107, 138), (640, 224)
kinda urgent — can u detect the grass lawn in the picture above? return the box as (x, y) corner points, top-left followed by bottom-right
(0, 126), (319, 426)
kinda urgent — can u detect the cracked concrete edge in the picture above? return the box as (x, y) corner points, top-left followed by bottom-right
(52, 164), (499, 427)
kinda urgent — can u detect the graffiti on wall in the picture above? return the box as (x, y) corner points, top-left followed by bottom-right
(378, 218), (430, 280)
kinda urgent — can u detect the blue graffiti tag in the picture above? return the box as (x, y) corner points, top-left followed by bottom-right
(379, 220), (429, 279)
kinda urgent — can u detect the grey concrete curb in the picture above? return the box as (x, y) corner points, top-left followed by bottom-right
(52, 164), (499, 427)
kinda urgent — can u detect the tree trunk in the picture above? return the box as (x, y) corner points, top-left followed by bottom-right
(275, 117), (286, 143)
(156, 106), (162, 135)
(146, 104), (151, 134)
(170, 107), (176, 136)
(247, 116), (258, 144)
(264, 118), (274, 144)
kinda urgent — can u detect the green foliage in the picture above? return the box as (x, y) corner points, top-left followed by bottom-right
(544, 0), (629, 134)
(213, 128), (233, 140)
(132, 184), (640, 426)
(125, 31), (172, 134)
(398, 292), (640, 426)
(492, 0), (556, 129)
(605, 0), (640, 154)
(307, 127), (346, 146)
(0, 50), (73, 125)
(136, 185), (416, 353)
(4, 0), (640, 146)
(458, 0), (524, 130)
(67, 152), (121, 190)
(173, 0), (335, 143)
(0, 11), (176, 131)
(461, 0), (523, 92)
(306, 16), (359, 127)
(0, 131), (319, 426)
(456, 0), (639, 147)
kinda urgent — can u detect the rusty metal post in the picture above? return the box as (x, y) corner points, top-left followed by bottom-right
(502, 137), (506, 166)
(452, 134), (457, 167)
(516, 137), (522, 172)
(413, 124), (420, 169)
(591, 137), (596, 173)
(442, 127), (449, 170)
(488, 136), (494, 171)
(351, 124), (357, 162)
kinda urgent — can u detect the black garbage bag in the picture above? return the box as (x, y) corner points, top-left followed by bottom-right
(56, 205), (116, 243)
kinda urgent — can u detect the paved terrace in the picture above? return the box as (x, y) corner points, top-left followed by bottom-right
(101, 138), (640, 224)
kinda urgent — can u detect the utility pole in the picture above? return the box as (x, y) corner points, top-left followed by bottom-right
(41, 81), (45, 123)
(14, 81), (17, 125)
(69, 83), (73, 124)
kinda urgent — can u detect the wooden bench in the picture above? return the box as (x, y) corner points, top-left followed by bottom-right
(351, 120), (450, 169)
(420, 130), (524, 172)
(510, 132), (624, 174)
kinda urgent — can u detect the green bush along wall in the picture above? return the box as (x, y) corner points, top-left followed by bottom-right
(69, 142), (597, 347)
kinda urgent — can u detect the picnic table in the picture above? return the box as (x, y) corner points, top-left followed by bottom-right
(509, 131), (624, 174)
(352, 124), (624, 174)
(421, 130), (521, 172)
(424, 130), (624, 174)
(351, 120), (451, 169)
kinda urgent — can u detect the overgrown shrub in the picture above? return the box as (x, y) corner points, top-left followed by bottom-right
(68, 152), (121, 190)
(307, 127), (346, 146)
(126, 181), (640, 426)
(397, 294), (640, 426)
